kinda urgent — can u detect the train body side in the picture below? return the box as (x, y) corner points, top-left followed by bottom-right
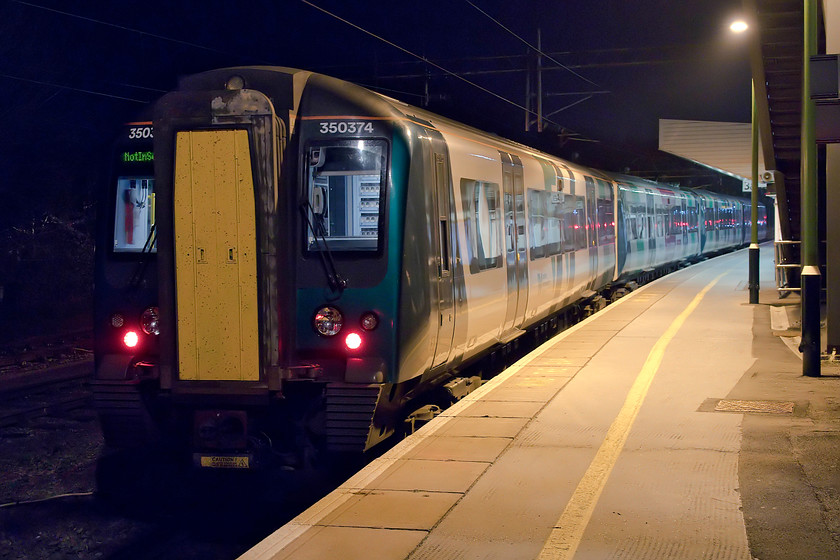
(92, 66), (768, 465)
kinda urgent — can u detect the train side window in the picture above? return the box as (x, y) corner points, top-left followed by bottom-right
(670, 206), (682, 235)
(114, 177), (156, 253)
(569, 197), (586, 250)
(528, 190), (546, 259)
(546, 192), (563, 255)
(635, 204), (646, 239)
(460, 179), (502, 272)
(596, 181), (615, 245)
(689, 205), (699, 233)
(527, 189), (564, 259)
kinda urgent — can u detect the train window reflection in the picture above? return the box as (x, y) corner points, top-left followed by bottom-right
(114, 176), (156, 253)
(305, 140), (387, 252)
(461, 179), (502, 272)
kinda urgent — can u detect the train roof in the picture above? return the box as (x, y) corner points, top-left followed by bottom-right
(171, 66), (746, 202)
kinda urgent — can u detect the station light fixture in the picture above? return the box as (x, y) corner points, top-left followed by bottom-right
(730, 20), (748, 33)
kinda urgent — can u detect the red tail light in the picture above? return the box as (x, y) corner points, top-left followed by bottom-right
(345, 332), (362, 350)
(123, 331), (140, 348)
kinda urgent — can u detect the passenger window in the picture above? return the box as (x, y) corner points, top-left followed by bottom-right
(461, 179), (502, 272)
(528, 190), (546, 259)
(528, 189), (567, 259)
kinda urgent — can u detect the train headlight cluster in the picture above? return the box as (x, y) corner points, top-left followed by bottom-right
(314, 307), (379, 350)
(111, 307), (160, 350)
(314, 306), (343, 336)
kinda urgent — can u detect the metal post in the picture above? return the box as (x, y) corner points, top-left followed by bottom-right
(801, 0), (821, 376)
(525, 54), (531, 132)
(825, 0), (840, 353)
(749, 79), (760, 304)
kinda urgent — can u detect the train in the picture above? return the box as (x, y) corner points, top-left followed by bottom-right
(93, 67), (767, 469)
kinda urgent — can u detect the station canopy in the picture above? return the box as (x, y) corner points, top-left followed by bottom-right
(659, 118), (770, 191)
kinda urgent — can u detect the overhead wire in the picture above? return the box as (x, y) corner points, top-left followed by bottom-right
(11, 0), (260, 62)
(297, 0), (584, 135)
(461, 1), (712, 171)
(0, 73), (148, 104)
(7, 1), (264, 106)
(463, 0), (602, 90)
(13, 0), (594, 141)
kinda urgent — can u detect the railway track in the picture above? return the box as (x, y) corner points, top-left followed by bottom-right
(0, 332), (94, 428)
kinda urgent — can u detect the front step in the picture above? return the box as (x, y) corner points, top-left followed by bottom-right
(324, 382), (392, 452)
(91, 379), (158, 447)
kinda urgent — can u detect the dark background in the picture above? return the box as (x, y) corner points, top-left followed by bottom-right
(0, 0), (753, 342)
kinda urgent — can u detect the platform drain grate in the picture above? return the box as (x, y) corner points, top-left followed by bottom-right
(714, 399), (795, 414)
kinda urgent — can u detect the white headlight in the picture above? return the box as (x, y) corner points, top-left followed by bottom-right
(141, 307), (160, 335)
(314, 306), (343, 336)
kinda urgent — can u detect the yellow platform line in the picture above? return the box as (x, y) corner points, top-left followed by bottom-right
(538, 272), (726, 560)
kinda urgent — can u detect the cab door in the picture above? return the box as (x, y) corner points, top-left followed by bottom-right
(430, 143), (455, 368)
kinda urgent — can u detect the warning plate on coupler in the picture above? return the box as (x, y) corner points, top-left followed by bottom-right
(194, 454), (251, 469)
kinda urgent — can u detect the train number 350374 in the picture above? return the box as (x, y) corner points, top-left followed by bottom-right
(319, 121), (374, 134)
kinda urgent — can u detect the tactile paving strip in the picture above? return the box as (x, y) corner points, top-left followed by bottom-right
(714, 399), (795, 414)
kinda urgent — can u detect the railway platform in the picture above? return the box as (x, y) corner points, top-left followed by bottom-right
(241, 244), (840, 560)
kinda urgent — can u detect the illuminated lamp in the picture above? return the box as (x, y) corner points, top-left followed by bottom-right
(123, 331), (140, 348)
(345, 332), (362, 350)
(730, 20), (748, 33)
(314, 306), (343, 336)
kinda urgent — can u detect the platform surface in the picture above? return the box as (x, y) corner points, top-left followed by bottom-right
(242, 245), (840, 560)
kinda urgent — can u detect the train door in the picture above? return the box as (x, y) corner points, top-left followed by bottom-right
(173, 129), (260, 381)
(500, 151), (528, 333)
(585, 177), (598, 288)
(431, 146), (455, 368)
(645, 190), (656, 267)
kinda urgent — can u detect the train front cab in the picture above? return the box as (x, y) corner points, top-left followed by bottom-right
(150, 70), (421, 465)
(93, 121), (161, 447)
(142, 85), (288, 468)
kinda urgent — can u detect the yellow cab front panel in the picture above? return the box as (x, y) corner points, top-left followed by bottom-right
(173, 129), (259, 381)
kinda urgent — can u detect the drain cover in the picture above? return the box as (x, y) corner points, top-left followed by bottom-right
(715, 399), (795, 414)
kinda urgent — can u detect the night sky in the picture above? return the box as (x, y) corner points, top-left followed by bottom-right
(0, 0), (752, 338)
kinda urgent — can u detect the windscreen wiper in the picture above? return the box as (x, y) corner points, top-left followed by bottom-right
(127, 224), (156, 291)
(300, 201), (346, 296)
